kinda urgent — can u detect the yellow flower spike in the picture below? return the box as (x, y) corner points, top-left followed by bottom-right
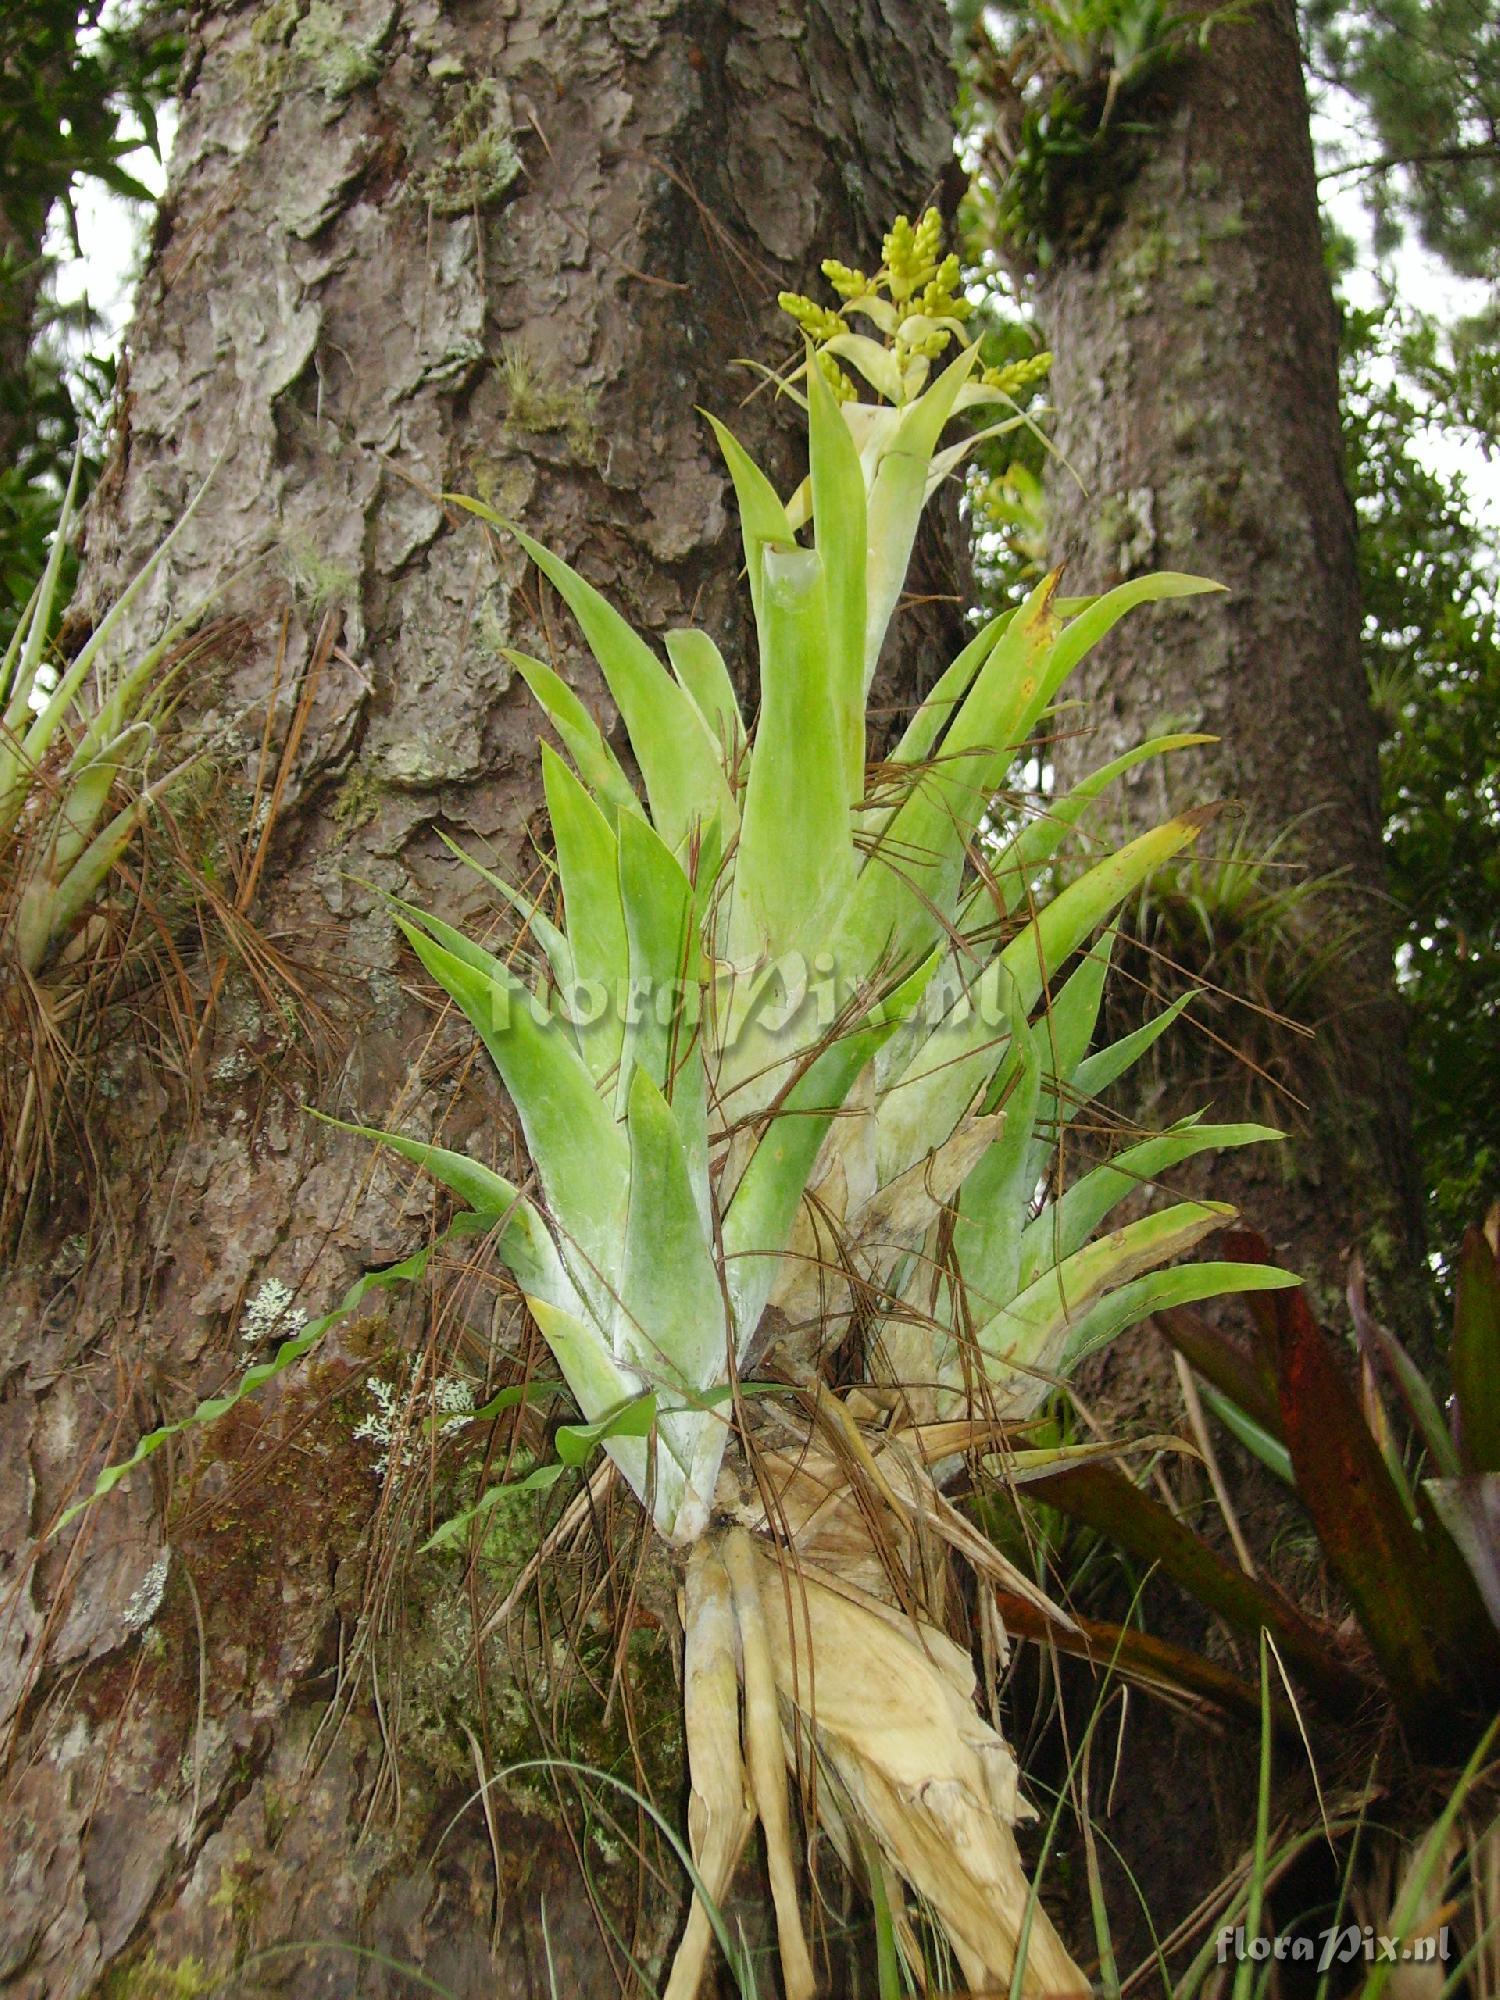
(981, 351), (1053, 397)
(821, 257), (868, 299)
(778, 289), (845, 343)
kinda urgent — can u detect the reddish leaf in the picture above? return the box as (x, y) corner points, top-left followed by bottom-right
(1272, 1287), (1450, 1737)
(1025, 1458), (1368, 1717)
(1155, 1300), (1283, 1438)
(1220, 1227), (1282, 1368)
(991, 1588), (1291, 1734)
(1348, 1255), (1459, 1477)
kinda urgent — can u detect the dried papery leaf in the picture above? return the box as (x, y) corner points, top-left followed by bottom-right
(725, 1529), (817, 2000)
(665, 1543), (755, 2000)
(744, 1535), (1088, 1995)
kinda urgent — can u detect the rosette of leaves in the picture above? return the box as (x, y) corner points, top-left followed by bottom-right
(331, 214), (1293, 1993)
(68, 213), (1293, 1995)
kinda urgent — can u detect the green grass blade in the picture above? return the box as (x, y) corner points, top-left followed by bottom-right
(56, 1213), (501, 1533)
(1199, 1382), (1297, 1484)
(1026, 1452), (1367, 1716)
(435, 831), (575, 996)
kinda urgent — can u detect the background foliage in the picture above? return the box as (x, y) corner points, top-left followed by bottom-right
(0, 0), (179, 632)
(1341, 291), (1500, 1253)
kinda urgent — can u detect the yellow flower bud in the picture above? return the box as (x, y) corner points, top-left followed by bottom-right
(821, 259), (867, 300)
(778, 291), (844, 342)
(816, 351), (856, 403)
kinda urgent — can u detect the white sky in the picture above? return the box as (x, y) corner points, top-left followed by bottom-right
(44, 80), (1499, 535)
(1312, 92), (1500, 531)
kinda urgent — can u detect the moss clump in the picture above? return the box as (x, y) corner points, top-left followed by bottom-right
(496, 341), (598, 460)
(282, 536), (358, 613)
(233, 0), (300, 105)
(331, 765), (383, 832)
(101, 1950), (218, 1999)
(414, 80), (522, 216)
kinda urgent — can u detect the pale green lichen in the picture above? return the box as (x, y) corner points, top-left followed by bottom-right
(282, 537), (358, 613)
(240, 1277), (308, 1357)
(352, 1369), (474, 1481)
(291, 0), (386, 99)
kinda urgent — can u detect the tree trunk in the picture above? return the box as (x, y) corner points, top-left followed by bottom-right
(0, 204), (46, 474)
(0, 7), (961, 1996)
(1035, 0), (1427, 1333)
(1019, 0), (1430, 1959)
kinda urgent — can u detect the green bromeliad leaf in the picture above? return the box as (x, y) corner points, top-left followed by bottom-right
(730, 544), (854, 965)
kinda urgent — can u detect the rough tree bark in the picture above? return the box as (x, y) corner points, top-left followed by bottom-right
(1035, 0), (1427, 1329)
(1017, 0), (1430, 1955)
(0, 6), (963, 1995)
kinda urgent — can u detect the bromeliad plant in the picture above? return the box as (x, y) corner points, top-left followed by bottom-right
(0, 458), (214, 1239)
(68, 212), (1294, 1996)
(336, 215), (1293, 1995)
